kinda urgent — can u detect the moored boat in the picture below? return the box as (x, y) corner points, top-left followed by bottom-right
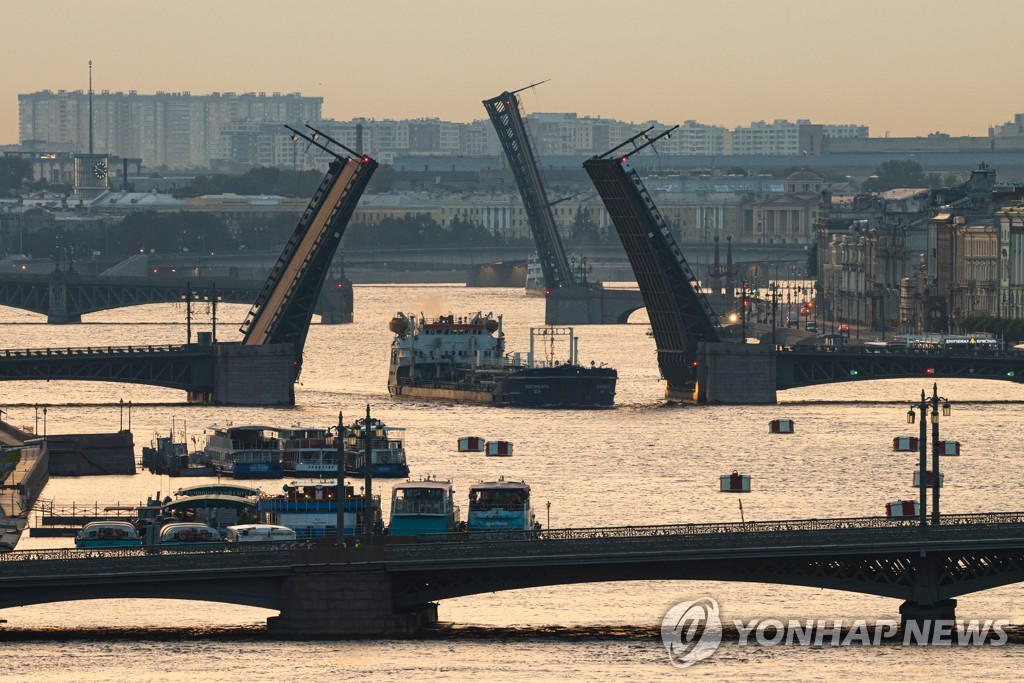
(466, 478), (538, 531)
(158, 522), (223, 545)
(389, 478), (460, 536)
(343, 416), (410, 478)
(203, 424), (284, 479)
(224, 524), (297, 543)
(74, 521), (141, 548)
(387, 312), (617, 408)
(259, 480), (383, 538)
(279, 425), (337, 476)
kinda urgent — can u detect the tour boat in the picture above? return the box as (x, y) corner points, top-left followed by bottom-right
(141, 433), (213, 476)
(158, 522), (223, 545)
(343, 416), (410, 478)
(74, 521), (141, 548)
(259, 480), (383, 538)
(161, 493), (258, 530)
(174, 484), (261, 499)
(466, 478), (538, 531)
(279, 425), (337, 476)
(203, 424), (284, 479)
(387, 312), (617, 408)
(389, 478), (461, 536)
(224, 523), (297, 543)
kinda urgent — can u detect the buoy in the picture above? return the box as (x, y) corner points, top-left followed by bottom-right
(458, 436), (485, 453)
(886, 500), (920, 517)
(938, 440), (961, 456)
(485, 441), (513, 457)
(893, 436), (919, 452)
(913, 470), (944, 488)
(719, 471), (750, 493)
(769, 419), (795, 434)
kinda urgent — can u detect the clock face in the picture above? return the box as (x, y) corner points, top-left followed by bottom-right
(93, 160), (107, 179)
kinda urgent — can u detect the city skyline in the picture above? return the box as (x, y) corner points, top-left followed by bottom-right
(2, 0), (1023, 145)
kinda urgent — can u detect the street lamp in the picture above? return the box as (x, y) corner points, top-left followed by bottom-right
(905, 383), (952, 528)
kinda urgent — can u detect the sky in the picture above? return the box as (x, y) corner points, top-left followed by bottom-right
(2, 0), (1022, 144)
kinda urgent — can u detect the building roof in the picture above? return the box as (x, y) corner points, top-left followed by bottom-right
(877, 188), (929, 201)
(89, 190), (185, 208)
(784, 169), (823, 181)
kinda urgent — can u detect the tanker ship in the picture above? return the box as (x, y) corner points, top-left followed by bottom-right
(387, 312), (616, 408)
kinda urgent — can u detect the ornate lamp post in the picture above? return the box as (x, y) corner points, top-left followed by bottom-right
(906, 383), (952, 529)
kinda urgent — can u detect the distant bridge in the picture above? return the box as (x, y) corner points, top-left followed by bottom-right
(0, 270), (352, 325)
(4, 513), (1024, 635)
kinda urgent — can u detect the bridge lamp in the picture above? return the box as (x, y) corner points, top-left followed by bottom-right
(906, 408), (916, 424)
(942, 401), (951, 417)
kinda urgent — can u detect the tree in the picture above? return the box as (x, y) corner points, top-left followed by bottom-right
(568, 206), (601, 244)
(108, 211), (233, 255)
(175, 167), (324, 198)
(0, 157), (32, 193)
(861, 160), (928, 192)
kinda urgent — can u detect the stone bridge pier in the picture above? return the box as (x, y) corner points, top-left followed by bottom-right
(545, 286), (645, 325)
(267, 552), (436, 636)
(47, 270), (81, 324)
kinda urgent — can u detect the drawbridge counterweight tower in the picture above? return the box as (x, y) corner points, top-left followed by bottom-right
(240, 125), (377, 377)
(583, 129), (721, 396)
(483, 85), (575, 293)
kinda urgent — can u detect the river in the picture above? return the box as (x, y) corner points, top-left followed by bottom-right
(1, 284), (1022, 681)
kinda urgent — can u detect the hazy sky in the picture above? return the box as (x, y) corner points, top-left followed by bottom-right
(3, 0), (1022, 144)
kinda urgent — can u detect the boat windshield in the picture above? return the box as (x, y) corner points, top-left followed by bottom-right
(392, 487), (447, 515)
(469, 487), (528, 511)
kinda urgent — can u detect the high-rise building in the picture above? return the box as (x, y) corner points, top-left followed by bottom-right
(19, 90), (322, 168)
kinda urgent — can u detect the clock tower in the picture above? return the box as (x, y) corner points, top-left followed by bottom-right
(74, 60), (109, 200)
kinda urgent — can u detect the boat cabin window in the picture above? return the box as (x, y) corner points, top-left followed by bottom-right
(392, 487), (446, 514)
(469, 488), (527, 511)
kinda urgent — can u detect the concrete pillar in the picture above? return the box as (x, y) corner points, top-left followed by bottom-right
(47, 270), (81, 324)
(267, 566), (437, 637)
(545, 286), (645, 325)
(211, 343), (295, 406)
(696, 342), (776, 404)
(899, 598), (957, 633)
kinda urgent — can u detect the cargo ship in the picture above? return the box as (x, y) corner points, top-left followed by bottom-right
(387, 312), (616, 407)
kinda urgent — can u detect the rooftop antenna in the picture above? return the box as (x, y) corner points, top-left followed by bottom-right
(88, 60), (94, 156)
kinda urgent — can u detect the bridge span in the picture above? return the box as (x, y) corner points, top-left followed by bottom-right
(3, 512), (1024, 635)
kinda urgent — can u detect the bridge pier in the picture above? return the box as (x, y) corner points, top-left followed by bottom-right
(47, 270), (81, 324)
(899, 599), (958, 632)
(267, 564), (437, 637)
(695, 342), (777, 404)
(545, 285), (645, 325)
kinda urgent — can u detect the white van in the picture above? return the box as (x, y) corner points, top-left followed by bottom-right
(224, 524), (297, 543)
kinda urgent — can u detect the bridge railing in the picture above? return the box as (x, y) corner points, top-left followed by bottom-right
(780, 346), (1024, 358)
(0, 344), (199, 358)
(382, 511), (1024, 562)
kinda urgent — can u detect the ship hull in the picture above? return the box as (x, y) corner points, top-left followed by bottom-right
(389, 366), (616, 408)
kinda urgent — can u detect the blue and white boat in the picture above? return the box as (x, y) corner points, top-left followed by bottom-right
(279, 425), (338, 476)
(343, 417), (410, 478)
(389, 478), (460, 536)
(203, 424), (284, 479)
(466, 478), (538, 531)
(259, 480), (382, 539)
(74, 521), (141, 548)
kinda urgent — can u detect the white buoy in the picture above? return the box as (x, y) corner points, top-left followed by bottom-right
(485, 441), (513, 457)
(913, 470), (944, 488)
(892, 436), (919, 452)
(458, 436), (485, 453)
(769, 419), (794, 434)
(938, 440), (961, 456)
(719, 471), (750, 493)
(886, 500), (920, 518)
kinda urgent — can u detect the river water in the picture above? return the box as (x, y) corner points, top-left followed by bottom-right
(2, 284), (1023, 681)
